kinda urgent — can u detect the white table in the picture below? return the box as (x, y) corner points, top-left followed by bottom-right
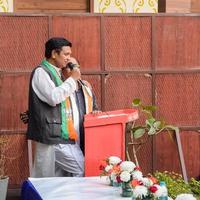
(27, 176), (132, 200)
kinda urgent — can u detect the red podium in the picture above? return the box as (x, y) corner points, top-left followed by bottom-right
(84, 109), (139, 176)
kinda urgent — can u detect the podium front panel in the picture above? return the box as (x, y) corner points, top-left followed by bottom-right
(85, 123), (125, 176)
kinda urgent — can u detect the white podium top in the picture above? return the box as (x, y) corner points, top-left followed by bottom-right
(29, 176), (132, 200)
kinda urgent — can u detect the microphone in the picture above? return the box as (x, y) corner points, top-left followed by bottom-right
(67, 62), (76, 70)
(64, 62), (82, 82)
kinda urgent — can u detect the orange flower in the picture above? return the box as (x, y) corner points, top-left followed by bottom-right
(148, 176), (158, 184)
(131, 179), (141, 187)
(99, 160), (107, 171)
(112, 165), (120, 173)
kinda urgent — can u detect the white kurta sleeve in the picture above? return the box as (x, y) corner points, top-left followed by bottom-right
(32, 67), (76, 106)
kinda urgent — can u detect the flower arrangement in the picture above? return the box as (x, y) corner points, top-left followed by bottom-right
(100, 157), (170, 199)
(99, 156), (121, 176)
(131, 175), (168, 199)
(115, 161), (136, 197)
(99, 156), (122, 185)
(118, 161), (136, 182)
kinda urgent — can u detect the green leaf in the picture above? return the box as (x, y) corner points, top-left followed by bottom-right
(132, 98), (141, 107)
(132, 128), (145, 139)
(148, 127), (156, 135)
(153, 121), (161, 129)
(146, 118), (156, 126)
(131, 126), (145, 132)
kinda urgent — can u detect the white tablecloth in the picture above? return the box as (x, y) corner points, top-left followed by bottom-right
(29, 176), (132, 200)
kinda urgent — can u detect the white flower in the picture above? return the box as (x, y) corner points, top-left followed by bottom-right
(105, 165), (112, 172)
(168, 197), (173, 200)
(132, 170), (143, 180)
(153, 184), (167, 198)
(120, 171), (131, 182)
(108, 156), (121, 165)
(175, 194), (196, 200)
(120, 161), (136, 172)
(141, 177), (153, 187)
(133, 185), (148, 198)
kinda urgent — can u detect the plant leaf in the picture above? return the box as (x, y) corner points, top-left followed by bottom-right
(131, 126), (145, 132)
(146, 118), (156, 126)
(148, 127), (156, 135)
(133, 128), (145, 139)
(132, 98), (141, 107)
(153, 121), (161, 129)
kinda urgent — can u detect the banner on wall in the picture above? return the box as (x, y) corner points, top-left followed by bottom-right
(94, 0), (158, 13)
(0, 0), (13, 12)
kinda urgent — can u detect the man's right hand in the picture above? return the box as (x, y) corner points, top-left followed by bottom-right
(70, 67), (81, 81)
(20, 110), (29, 124)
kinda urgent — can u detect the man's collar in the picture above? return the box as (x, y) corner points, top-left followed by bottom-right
(45, 60), (62, 76)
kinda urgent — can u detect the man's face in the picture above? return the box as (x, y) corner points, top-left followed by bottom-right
(54, 46), (72, 69)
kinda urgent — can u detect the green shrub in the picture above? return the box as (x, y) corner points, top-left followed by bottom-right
(189, 178), (200, 196)
(154, 171), (192, 199)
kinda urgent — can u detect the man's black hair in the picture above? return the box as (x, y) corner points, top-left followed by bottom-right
(45, 37), (72, 59)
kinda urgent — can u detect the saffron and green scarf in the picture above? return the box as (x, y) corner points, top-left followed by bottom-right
(41, 59), (78, 141)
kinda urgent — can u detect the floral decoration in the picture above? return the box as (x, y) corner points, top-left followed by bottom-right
(175, 194), (196, 200)
(99, 156), (122, 179)
(100, 156), (170, 199)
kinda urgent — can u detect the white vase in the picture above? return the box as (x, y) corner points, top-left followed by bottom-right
(0, 177), (9, 200)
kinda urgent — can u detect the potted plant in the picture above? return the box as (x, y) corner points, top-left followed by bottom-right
(0, 137), (9, 200)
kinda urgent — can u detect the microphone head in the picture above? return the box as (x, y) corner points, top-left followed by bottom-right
(67, 62), (76, 70)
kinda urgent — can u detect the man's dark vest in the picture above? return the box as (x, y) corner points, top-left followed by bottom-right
(27, 65), (75, 145)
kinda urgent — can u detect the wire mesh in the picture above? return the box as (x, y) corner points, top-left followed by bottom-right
(0, 16), (48, 72)
(51, 16), (101, 71)
(155, 73), (200, 126)
(0, 74), (30, 130)
(154, 130), (200, 179)
(0, 134), (29, 185)
(104, 73), (152, 111)
(104, 16), (151, 70)
(156, 16), (200, 69)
